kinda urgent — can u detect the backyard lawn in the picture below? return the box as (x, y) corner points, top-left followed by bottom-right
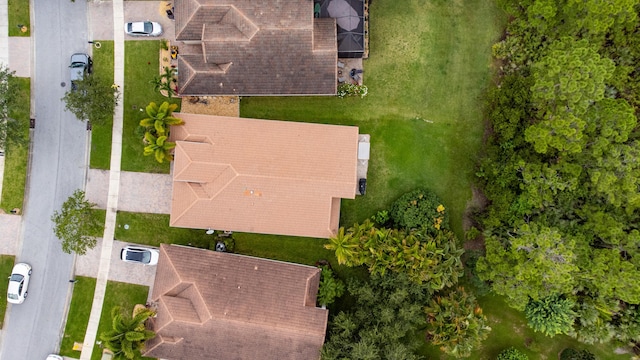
(1, 78), (30, 213)
(60, 277), (97, 358)
(0, 256), (15, 329)
(121, 41), (181, 173)
(89, 41), (115, 170)
(90, 281), (149, 360)
(241, 0), (506, 236)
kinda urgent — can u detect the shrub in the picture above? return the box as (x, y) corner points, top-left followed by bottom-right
(337, 83), (368, 98)
(525, 294), (576, 337)
(497, 347), (528, 360)
(390, 188), (450, 235)
(317, 266), (345, 306)
(559, 348), (596, 360)
(371, 209), (390, 227)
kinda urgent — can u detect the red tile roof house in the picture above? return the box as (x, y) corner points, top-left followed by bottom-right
(174, 0), (338, 96)
(169, 112), (360, 238)
(144, 244), (328, 360)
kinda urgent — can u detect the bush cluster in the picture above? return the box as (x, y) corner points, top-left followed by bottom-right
(389, 188), (449, 235)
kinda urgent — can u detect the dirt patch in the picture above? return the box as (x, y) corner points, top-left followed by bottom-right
(462, 186), (488, 250)
(180, 96), (240, 117)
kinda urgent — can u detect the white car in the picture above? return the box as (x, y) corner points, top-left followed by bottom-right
(46, 355), (63, 360)
(7, 263), (32, 304)
(120, 246), (159, 265)
(125, 21), (163, 36)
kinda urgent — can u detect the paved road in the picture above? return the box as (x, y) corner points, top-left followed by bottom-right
(0, 0), (90, 359)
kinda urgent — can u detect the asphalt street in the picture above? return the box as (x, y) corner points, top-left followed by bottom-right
(0, 0), (90, 358)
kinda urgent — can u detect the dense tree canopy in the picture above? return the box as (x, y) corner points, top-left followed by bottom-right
(476, 0), (640, 351)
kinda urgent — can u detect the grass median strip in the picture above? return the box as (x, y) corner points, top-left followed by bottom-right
(8, 0), (30, 36)
(89, 41), (115, 170)
(0, 255), (15, 329)
(1, 78), (30, 213)
(60, 276), (97, 358)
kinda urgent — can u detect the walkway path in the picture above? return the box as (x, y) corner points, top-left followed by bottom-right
(79, 0), (126, 358)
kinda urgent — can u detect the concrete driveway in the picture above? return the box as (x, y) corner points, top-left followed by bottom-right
(85, 169), (172, 214)
(76, 238), (157, 290)
(90, 1), (175, 41)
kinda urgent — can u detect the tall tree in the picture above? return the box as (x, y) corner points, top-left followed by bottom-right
(51, 190), (102, 255)
(424, 287), (491, 358)
(477, 223), (579, 310)
(0, 65), (26, 149)
(61, 74), (120, 125)
(321, 273), (429, 360)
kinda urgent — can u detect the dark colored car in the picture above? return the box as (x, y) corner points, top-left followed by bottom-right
(359, 178), (367, 195)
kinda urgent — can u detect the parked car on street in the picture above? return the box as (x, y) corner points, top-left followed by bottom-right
(69, 53), (90, 90)
(125, 21), (163, 36)
(46, 355), (63, 360)
(120, 246), (160, 265)
(7, 263), (32, 304)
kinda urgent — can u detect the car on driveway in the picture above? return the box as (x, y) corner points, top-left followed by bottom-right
(69, 53), (90, 90)
(125, 21), (163, 36)
(120, 246), (159, 265)
(7, 263), (32, 304)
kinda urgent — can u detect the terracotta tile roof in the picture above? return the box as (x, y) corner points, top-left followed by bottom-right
(174, 0), (337, 96)
(169, 113), (359, 238)
(144, 244), (328, 360)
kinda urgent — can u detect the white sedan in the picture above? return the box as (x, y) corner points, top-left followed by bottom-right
(125, 21), (163, 37)
(7, 263), (32, 304)
(46, 355), (63, 360)
(120, 246), (159, 265)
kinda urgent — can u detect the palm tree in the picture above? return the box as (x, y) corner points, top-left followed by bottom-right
(139, 101), (183, 136)
(150, 67), (176, 98)
(100, 306), (156, 360)
(144, 132), (176, 163)
(325, 227), (360, 266)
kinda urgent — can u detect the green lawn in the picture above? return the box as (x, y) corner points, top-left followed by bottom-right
(91, 281), (149, 360)
(122, 41), (180, 173)
(7, 0), (30, 36)
(60, 276), (97, 358)
(241, 0), (505, 237)
(90, 41), (115, 170)
(0, 256), (15, 328)
(1, 77), (30, 213)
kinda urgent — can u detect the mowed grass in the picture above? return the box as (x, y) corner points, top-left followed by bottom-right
(241, 0), (506, 237)
(122, 41), (180, 173)
(90, 41), (115, 170)
(91, 281), (149, 360)
(60, 276), (97, 358)
(1, 78), (30, 213)
(0, 256), (15, 328)
(7, 0), (30, 36)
